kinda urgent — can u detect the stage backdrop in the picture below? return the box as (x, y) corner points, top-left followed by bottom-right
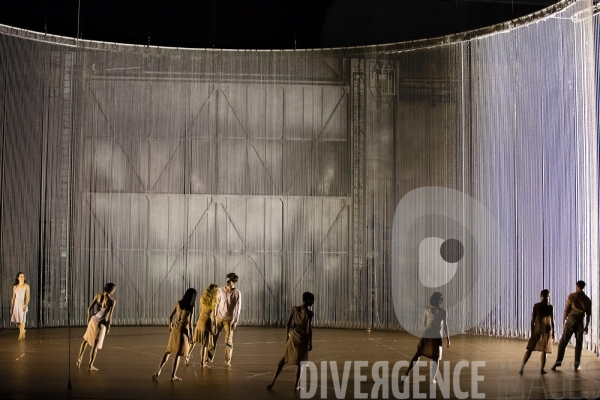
(0, 0), (598, 353)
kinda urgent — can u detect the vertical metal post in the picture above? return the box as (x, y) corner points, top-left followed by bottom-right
(350, 58), (366, 322)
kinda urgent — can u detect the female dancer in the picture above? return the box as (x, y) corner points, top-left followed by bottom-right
(267, 292), (314, 391)
(10, 272), (30, 340)
(401, 292), (450, 383)
(76, 283), (117, 370)
(189, 284), (219, 367)
(519, 289), (554, 374)
(153, 288), (196, 381)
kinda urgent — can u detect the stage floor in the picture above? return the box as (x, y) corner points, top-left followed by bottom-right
(0, 326), (598, 399)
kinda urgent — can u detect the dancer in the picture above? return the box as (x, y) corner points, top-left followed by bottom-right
(76, 283), (117, 370)
(189, 284), (219, 367)
(267, 292), (314, 391)
(208, 272), (241, 366)
(401, 292), (450, 383)
(10, 272), (30, 341)
(519, 289), (555, 374)
(552, 280), (592, 371)
(153, 288), (196, 381)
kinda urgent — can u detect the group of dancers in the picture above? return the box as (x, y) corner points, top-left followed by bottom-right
(72, 271), (313, 389)
(8, 270), (593, 389)
(401, 280), (592, 383)
(75, 273), (243, 379)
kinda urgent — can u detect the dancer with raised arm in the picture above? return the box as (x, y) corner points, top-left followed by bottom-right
(76, 283), (117, 370)
(153, 288), (196, 381)
(208, 272), (241, 366)
(10, 272), (30, 341)
(401, 292), (450, 383)
(519, 289), (555, 375)
(189, 284), (219, 367)
(267, 292), (314, 391)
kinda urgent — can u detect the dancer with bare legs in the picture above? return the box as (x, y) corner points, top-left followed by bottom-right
(519, 289), (554, 375)
(76, 283), (117, 370)
(153, 288), (196, 381)
(267, 292), (314, 391)
(10, 272), (30, 341)
(189, 284), (218, 367)
(401, 292), (450, 383)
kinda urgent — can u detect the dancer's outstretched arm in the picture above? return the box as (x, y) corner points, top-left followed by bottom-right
(188, 309), (194, 344)
(285, 308), (294, 342)
(10, 286), (15, 315)
(551, 306), (555, 340)
(307, 315), (313, 351)
(168, 304), (178, 332)
(87, 294), (100, 322)
(24, 284), (30, 312)
(107, 299), (116, 334)
(443, 310), (450, 347)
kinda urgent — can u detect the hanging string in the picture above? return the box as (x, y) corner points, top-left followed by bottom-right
(44, 0), (47, 34)
(147, 0), (152, 46)
(455, 0), (458, 34)
(212, 0), (216, 48)
(76, 0), (81, 40)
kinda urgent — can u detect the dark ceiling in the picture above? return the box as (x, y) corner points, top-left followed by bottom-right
(0, 0), (558, 49)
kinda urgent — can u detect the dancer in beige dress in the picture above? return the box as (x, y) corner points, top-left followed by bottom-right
(152, 288), (196, 381)
(267, 292), (314, 391)
(520, 289), (554, 374)
(10, 272), (30, 340)
(189, 284), (218, 367)
(76, 283), (117, 370)
(401, 292), (450, 383)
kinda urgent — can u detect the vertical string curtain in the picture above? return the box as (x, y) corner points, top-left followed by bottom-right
(0, 0), (597, 354)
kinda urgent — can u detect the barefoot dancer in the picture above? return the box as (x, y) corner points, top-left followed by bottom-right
(152, 288), (196, 381)
(519, 289), (554, 375)
(76, 283), (117, 370)
(267, 292), (314, 391)
(208, 272), (241, 366)
(401, 292), (450, 383)
(189, 284), (218, 367)
(10, 272), (30, 341)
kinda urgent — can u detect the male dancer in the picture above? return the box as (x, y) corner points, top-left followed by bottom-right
(551, 280), (592, 371)
(209, 272), (241, 366)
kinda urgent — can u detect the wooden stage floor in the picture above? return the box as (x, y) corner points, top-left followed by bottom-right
(0, 326), (598, 399)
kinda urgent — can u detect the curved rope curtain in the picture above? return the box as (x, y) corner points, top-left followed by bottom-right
(0, 0), (597, 354)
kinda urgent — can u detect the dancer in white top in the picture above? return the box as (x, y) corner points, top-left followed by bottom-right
(208, 272), (241, 366)
(76, 283), (117, 371)
(10, 272), (30, 341)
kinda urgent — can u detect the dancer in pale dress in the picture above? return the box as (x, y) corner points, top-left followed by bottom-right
(267, 292), (314, 391)
(520, 289), (554, 374)
(189, 284), (218, 367)
(401, 292), (450, 383)
(76, 283), (117, 370)
(10, 272), (30, 341)
(153, 288), (196, 381)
